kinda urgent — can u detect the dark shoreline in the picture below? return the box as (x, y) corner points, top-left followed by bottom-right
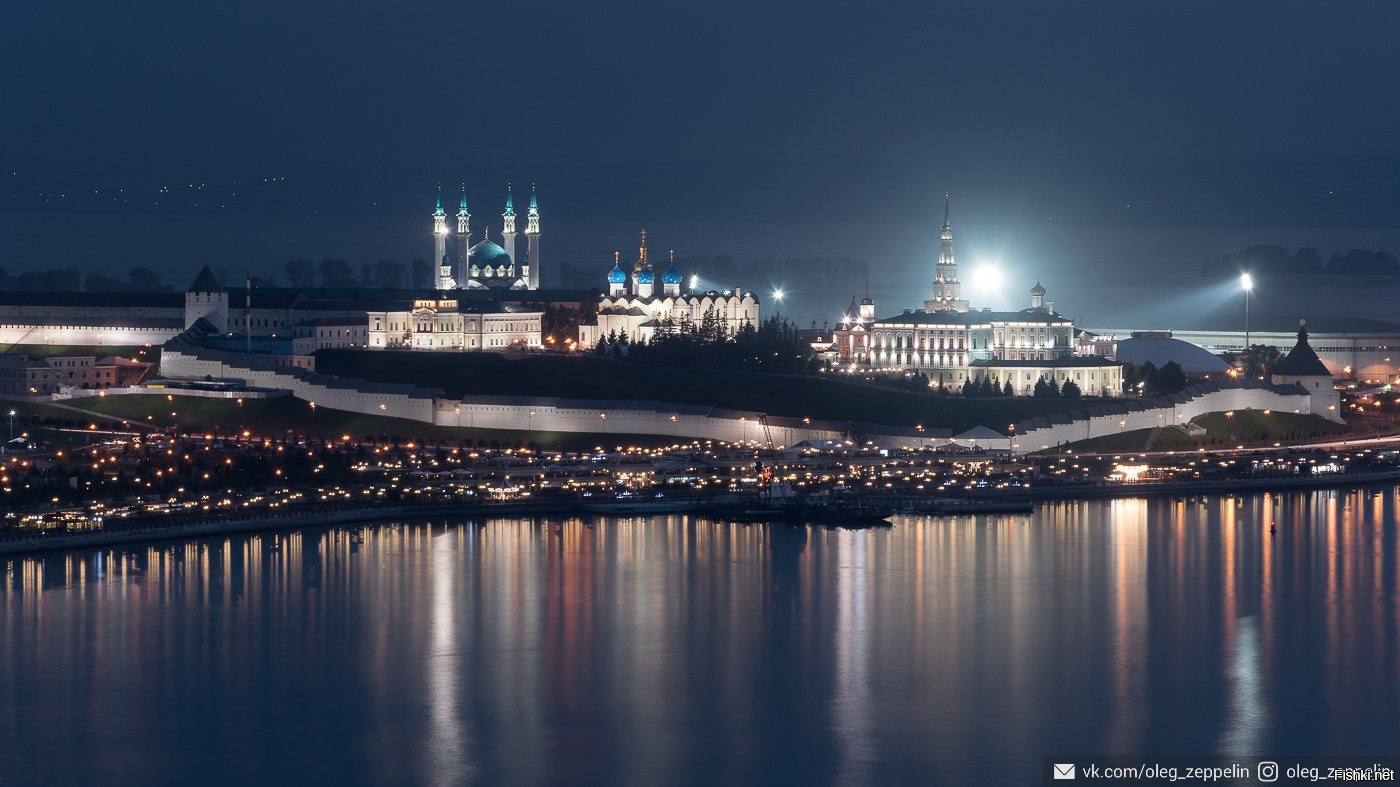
(3, 469), (1399, 557)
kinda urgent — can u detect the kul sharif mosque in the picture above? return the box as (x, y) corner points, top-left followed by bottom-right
(431, 183), (541, 290)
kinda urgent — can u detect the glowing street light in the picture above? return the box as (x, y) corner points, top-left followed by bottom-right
(1240, 273), (1254, 349)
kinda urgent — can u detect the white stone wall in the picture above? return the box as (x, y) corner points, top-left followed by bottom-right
(1013, 386), (1315, 453)
(162, 348), (1318, 453)
(162, 347), (841, 445)
(0, 322), (181, 347)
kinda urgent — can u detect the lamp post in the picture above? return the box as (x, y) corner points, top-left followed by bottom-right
(7, 409), (13, 441)
(1240, 273), (1253, 350)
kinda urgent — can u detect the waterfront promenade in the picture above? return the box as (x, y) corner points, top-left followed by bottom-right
(5, 465), (1399, 557)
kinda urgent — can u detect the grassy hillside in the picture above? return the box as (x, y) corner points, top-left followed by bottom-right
(1057, 410), (1350, 453)
(315, 351), (1100, 433)
(0, 343), (158, 361)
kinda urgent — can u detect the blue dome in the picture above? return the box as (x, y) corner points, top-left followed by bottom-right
(636, 266), (654, 285)
(468, 240), (511, 269)
(608, 264), (627, 284)
(662, 265), (682, 285)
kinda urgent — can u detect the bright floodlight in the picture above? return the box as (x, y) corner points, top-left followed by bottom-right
(772, 289), (784, 301)
(1240, 273), (1253, 291)
(970, 264), (1002, 292)
(689, 275), (699, 290)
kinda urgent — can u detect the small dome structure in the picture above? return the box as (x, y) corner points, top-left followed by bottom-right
(1114, 334), (1230, 375)
(635, 265), (654, 285)
(662, 265), (683, 285)
(1031, 280), (1047, 296)
(608, 263), (628, 285)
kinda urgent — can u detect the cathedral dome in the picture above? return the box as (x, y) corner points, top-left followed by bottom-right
(636, 265), (654, 285)
(608, 263), (627, 284)
(662, 265), (682, 285)
(1031, 280), (1047, 296)
(468, 241), (511, 269)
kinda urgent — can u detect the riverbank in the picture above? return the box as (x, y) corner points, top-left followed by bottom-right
(5, 467), (1400, 557)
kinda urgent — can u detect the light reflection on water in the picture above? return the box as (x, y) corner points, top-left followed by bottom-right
(3, 487), (1400, 785)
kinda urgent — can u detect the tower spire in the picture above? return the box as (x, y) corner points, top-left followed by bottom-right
(455, 183), (471, 286)
(524, 182), (540, 289)
(435, 184), (444, 215)
(925, 190), (967, 312)
(501, 183), (518, 273)
(640, 229), (648, 265)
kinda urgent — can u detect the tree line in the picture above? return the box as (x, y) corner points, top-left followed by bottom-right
(1201, 244), (1400, 277)
(0, 266), (174, 292)
(280, 258), (434, 289)
(594, 312), (822, 374)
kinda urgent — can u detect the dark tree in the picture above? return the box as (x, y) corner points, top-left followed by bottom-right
(1239, 344), (1282, 378)
(84, 271), (126, 291)
(410, 259), (432, 289)
(1157, 361), (1187, 392)
(1002, 379), (1014, 397)
(318, 258), (356, 288)
(1062, 379), (1081, 398)
(372, 260), (407, 289)
(127, 266), (166, 291)
(13, 268), (80, 291)
(1327, 249), (1400, 275)
(283, 259), (317, 287)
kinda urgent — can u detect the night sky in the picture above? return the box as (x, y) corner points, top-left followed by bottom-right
(3, 1), (1398, 323)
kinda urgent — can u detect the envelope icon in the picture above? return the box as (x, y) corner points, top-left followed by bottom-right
(1053, 763), (1076, 779)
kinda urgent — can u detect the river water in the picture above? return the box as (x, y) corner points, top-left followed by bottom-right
(4, 488), (1400, 786)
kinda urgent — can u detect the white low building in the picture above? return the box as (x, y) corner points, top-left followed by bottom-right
(366, 294), (542, 351)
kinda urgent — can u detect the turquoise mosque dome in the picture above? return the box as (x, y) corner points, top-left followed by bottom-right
(468, 241), (511, 270)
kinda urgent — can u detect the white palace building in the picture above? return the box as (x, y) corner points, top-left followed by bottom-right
(834, 196), (1122, 396)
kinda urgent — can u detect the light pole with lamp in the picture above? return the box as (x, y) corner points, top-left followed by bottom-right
(1240, 273), (1253, 351)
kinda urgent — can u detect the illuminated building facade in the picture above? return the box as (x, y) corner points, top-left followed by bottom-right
(578, 231), (759, 345)
(432, 183), (541, 291)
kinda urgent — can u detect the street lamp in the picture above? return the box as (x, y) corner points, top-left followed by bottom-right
(1240, 273), (1253, 350)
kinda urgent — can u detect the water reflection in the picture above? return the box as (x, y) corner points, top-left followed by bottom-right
(2, 488), (1400, 785)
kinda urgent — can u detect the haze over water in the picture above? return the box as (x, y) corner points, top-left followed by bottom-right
(5, 489), (1400, 785)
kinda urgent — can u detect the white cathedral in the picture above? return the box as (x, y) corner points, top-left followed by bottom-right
(432, 183), (541, 290)
(833, 195), (1123, 396)
(577, 231), (760, 346)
